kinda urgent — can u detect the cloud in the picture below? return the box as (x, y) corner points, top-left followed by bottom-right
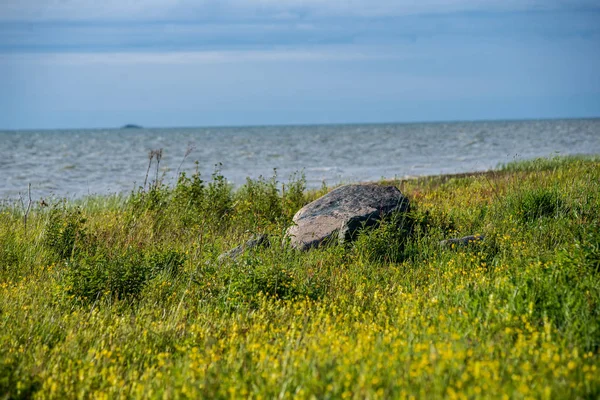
(1, 0), (598, 21)
(3, 8), (598, 55)
(0, 46), (411, 68)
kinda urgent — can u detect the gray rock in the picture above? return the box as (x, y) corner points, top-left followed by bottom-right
(218, 234), (270, 262)
(286, 184), (410, 251)
(440, 234), (485, 247)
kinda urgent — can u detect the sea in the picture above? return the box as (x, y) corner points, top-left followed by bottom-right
(1, 118), (599, 201)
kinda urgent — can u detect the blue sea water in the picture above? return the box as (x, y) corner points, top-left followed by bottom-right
(0, 119), (599, 200)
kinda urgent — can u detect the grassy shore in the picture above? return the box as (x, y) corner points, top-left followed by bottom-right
(1, 156), (599, 399)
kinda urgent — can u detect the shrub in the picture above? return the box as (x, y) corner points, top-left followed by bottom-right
(281, 171), (307, 220)
(230, 170), (306, 230)
(205, 164), (233, 224)
(127, 184), (170, 216)
(64, 253), (149, 302)
(63, 249), (185, 303)
(352, 212), (412, 264)
(216, 245), (331, 307)
(44, 206), (90, 260)
(171, 169), (205, 221)
(146, 249), (186, 278)
(235, 172), (282, 228)
(223, 256), (297, 306)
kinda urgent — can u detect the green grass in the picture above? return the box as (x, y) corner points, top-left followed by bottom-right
(1, 156), (599, 399)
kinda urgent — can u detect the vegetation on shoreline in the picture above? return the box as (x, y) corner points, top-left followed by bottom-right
(1, 156), (599, 399)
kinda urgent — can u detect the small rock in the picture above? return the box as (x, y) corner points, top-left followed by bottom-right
(218, 234), (270, 262)
(286, 184), (410, 251)
(440, 234), (485, 247)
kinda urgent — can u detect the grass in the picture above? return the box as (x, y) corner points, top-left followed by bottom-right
(1, 156), (599, 399)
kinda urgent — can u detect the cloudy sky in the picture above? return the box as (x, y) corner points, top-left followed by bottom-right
(1, 0), (599, 129)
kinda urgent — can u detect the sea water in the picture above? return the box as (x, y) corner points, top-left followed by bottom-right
(1, 118), (599, 200)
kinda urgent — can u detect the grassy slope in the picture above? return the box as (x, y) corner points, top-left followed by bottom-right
(1, 156), (599, 399)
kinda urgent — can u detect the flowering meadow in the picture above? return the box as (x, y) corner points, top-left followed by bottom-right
(1, 156), (599, 399)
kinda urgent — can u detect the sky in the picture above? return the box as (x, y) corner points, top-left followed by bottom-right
(1, 0), (599, 129)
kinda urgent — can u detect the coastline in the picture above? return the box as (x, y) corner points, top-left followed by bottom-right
(3, 119), (600, 200)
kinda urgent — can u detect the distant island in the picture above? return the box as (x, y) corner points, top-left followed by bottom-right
(121, 124), (143, 129)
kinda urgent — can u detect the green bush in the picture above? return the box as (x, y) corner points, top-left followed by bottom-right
(352, 212), (412, 264)
(146, 249), (186, 278)
(64, 253), (148, 302)
(44, 206), (91, 260)
(235, 172), (283, 228)
(205, 164), (233, 226)
(218, 244), (328, 307)
(63, 249), (185, 303)
(281, 171), (307, 220)
(223, 255), (298, 306)
(222, 170), (307, 232)
(170, 169), (206, 227)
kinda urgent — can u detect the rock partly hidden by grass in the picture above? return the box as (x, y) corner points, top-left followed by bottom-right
(0, 156), (599, 399)
(286, 183), (410, 251)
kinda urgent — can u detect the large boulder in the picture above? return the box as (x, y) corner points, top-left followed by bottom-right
(286, 184), (409, 251)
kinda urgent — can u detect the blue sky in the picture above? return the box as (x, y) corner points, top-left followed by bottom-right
(1, 0), (599, 129)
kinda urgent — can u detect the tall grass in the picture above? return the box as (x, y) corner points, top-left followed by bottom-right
(0, 156), (599, 399)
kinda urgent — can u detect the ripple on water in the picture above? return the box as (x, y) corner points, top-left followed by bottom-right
(1, 119), (599, 199)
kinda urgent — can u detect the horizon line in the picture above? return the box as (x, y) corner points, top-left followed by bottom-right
(2, 115), (600, 132)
